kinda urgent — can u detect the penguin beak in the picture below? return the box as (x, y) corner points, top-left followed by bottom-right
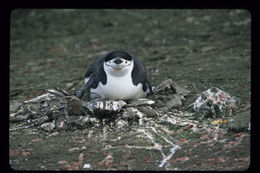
(113, 58), (123, 70)
(113, 66), (122, 71)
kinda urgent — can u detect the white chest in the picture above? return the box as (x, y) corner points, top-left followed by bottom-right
(90, 73), (146, 100)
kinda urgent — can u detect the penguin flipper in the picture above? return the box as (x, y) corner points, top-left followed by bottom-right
(146, 79), (153, 95)
(76, 76), (93, 99)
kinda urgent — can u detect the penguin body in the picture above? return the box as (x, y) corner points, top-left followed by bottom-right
(77, 50), (152, 100)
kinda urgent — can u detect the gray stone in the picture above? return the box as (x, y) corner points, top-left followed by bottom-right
(122, 107), (144, 120)
(66, 116), (89, 129)
(116, 119), (128, 128)
(47, 89), (65, 97)
(40, 122), (55, 131)
(228, 110), (250, 132)
(174, 85), (191, 96)
(153, 79), (191, 96)
(10, 101), (22, 113)
(34, 115), (49, 125)
(9, 114), (31, 122)
(166, 94), (183, 109)
(153, 79), (176, 94)
(193, 87), (237, 118)
(67, 96), (83, 116)
(127, 98), (155, 107)
(137, 106), (159, 118)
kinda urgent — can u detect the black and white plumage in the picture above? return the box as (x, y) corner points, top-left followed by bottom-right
(76, 50), (152, 100)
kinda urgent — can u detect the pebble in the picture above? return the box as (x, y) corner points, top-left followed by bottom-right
(153, 79), (191, 96)
(67, 96), (83, 116)
(66, 82), (74, 88)
(99, 155), (114, 167)
(137, 106), (159, 118)
(10, 101), (22, 113)
(47, 89), (65, 97)
(127, 98), (155, 107)
(40, 122), (55, 131)
(166, 94), (183, 109)
(116, 119), (128, 128)
(228, 110), (250, 132)
(83, 163), (91, 169)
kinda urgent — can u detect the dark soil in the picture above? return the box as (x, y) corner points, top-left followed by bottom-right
(9, 9), (251, 170)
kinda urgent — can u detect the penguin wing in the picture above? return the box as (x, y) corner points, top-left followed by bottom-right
(131, 55), (152, 93)
(84, 53), (108, 89)
(77, 53), (109, 98)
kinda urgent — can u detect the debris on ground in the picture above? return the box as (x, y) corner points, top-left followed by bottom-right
(193, 87), (238, 118)
(9, 79), (194, 132)
(9, 79), (249, 171)
(153, 79), (191, 97)
(228, 110), (250, 132)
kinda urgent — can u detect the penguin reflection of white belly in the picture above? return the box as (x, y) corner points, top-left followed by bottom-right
(91, 72), (145, 100)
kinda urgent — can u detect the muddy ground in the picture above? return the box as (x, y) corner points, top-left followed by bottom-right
(9, 9), (251, 170)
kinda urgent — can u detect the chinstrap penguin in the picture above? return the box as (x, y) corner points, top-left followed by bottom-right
(76, 50), (152, 100)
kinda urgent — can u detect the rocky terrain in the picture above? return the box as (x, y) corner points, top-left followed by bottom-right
(10, 9), (251, 170)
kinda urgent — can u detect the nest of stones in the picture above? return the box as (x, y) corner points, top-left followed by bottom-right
(10, 79), (238, 132)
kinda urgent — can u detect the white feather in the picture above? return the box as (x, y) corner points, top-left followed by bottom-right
(88, 60), (147, 100)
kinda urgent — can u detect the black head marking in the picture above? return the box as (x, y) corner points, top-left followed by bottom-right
(104, 50), (133, 62)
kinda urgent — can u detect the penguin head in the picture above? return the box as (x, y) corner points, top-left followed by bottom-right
(103, 51), (134, 77)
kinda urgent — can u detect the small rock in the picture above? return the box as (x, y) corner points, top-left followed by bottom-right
(193, 87), (237, 118)
(47, 89), (65, 97)
(154, 100), (166, 108)
(174, 85), (191, 96)
(10, 114), (31, 122)
(99, 155), (114, 167)
(153, 79), (190, 96)
(137, 106), (159, 118)
(84, 100), (126, 116)
(67, 96), (83, 116)
(116, 119), (128, 128)
(166, 94), (183, 109)
(122, 107), (143, 119)
(66, 82), (74, 89)
(83, 163), (91, 169)
(34, 115), (49, 125)
(127, 98), (155, 107)
(153, 79), (176, 94)
(122, 107), (144, 125)
(41, 122), (55, 131)
(67, 116), (87, 129)
(10, 101), (22, 113)
(201, 46), (215, 52)
(27, 103), (41, 115)
(23, 93), (55, 103)
(228, 110), (250, 132)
